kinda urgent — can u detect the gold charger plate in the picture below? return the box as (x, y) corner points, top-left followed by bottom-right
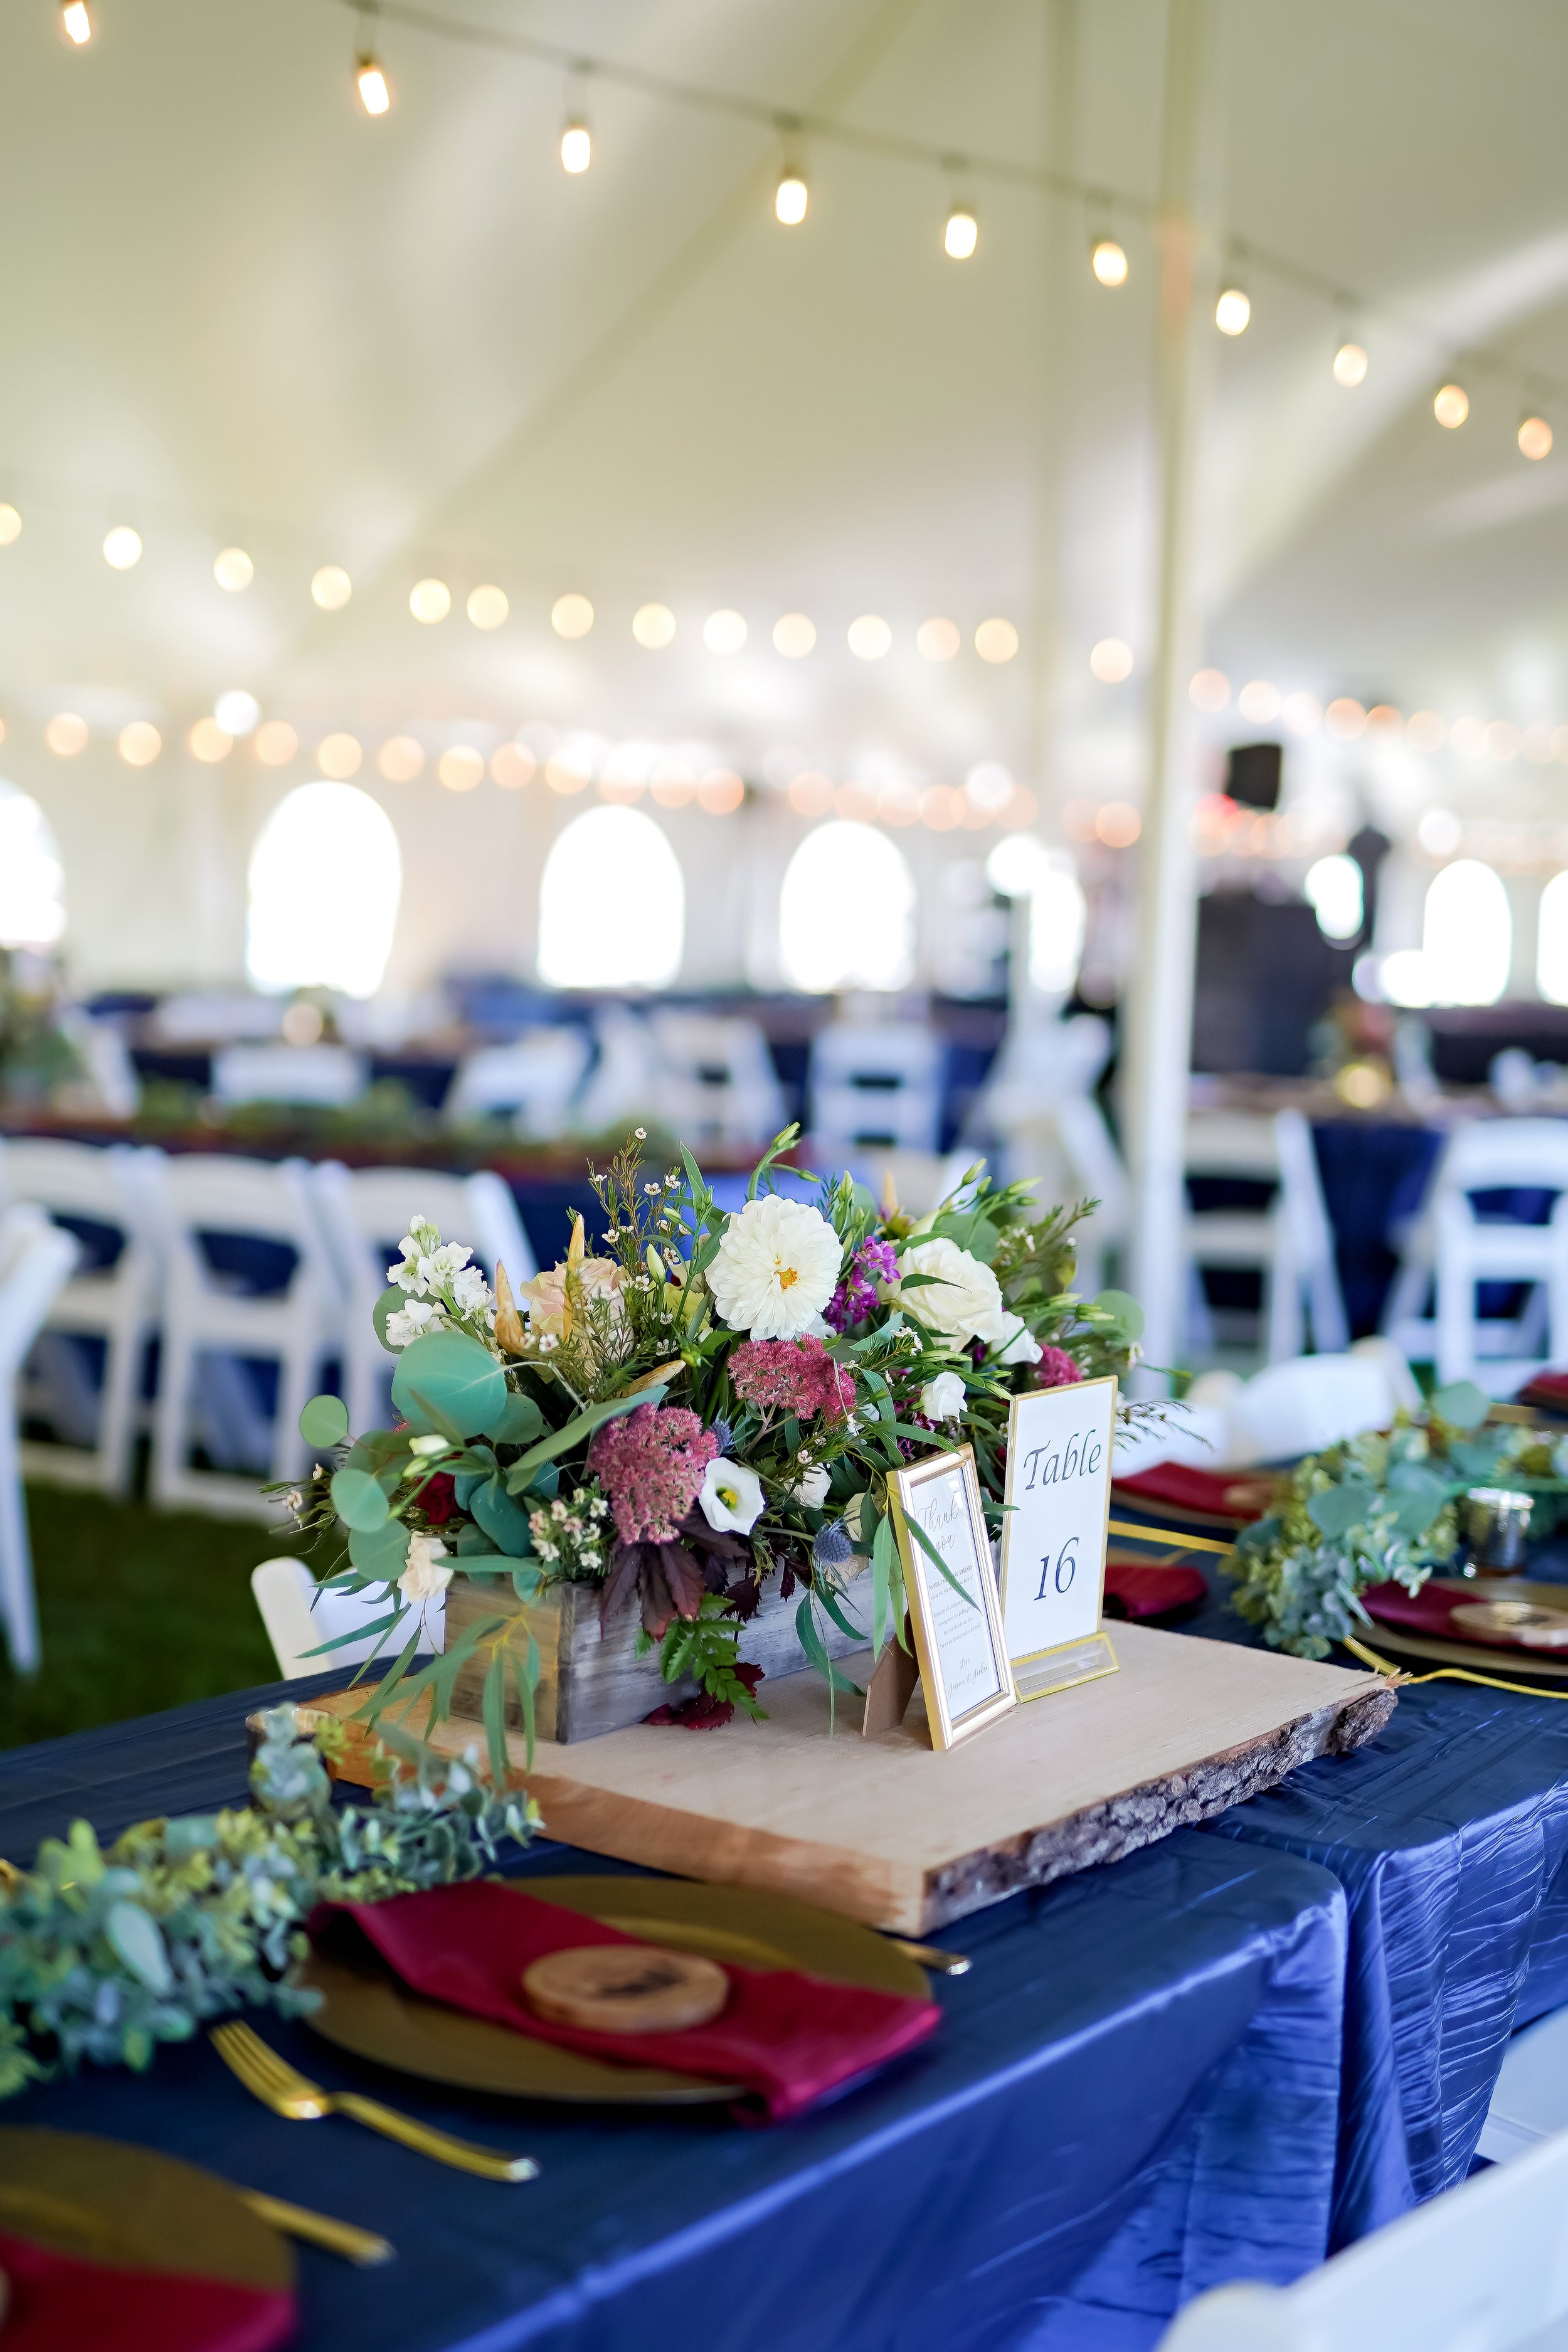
(300, 1874), (928, 2106)
(0, 2126), (292, 2288)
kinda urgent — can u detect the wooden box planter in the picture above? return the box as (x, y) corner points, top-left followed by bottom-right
(443, 1571), (865, 1744)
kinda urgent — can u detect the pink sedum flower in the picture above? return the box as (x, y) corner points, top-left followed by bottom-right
(586, 1404), (718, 1544)
(730, 1335), (854, 1421)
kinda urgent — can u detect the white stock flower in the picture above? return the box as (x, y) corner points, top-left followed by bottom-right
(699, 1456), (766, 1535)
(399, 1533), (452, 1604)
(919, 1370), (968, 1421)
(788, 1462), (832, 1508)
(449, 1264), (494, 1316)
(889, 1237), (1006, 1348)
(708, 1195), (843, 1340)
(385, 1297), (448, 1350)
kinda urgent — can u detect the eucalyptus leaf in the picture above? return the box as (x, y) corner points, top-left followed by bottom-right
(489, 1391), (545, 1447)
(298, 1393), (349, 1451)
(347, 1518), (410, 1579)
(331, 1465), (389, 1534)
(372, 1283), (408, 1356)
(104, 1900), (173, 1995)
(470, 1475), (535, 1559)
(1092, 1289), (1146, 1342)
(391, 1328), (507, 1439)
(1307, 1481), (1374, 1539)
(1431, 1379), (1490, 1432)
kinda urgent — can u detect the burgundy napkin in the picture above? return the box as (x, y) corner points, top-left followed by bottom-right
(0, 2228), (294, 2352)
(1112, 1463), (1274, 1523)
(310, 1880), (940, 2122)
(1516, 1370), (1568, 1414)
(1103, 1558), (1207, 1621)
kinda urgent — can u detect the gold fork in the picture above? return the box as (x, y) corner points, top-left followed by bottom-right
(240, 2190), (394, 2265)
(210, 2021), (538, 2183)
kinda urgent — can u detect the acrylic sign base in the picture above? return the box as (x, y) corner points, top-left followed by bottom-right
(1011, 1628), (1119, 1703)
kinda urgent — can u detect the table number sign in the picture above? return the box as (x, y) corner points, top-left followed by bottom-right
(884, 1444), (1017, 1750)
(998, 1376), (1120, 1702)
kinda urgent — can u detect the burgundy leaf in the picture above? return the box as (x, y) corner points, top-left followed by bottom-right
(640, 1556), (676, 1640)
(725, 1574), (761, 1620)
(659, 1542), (709, 1619)
(598, 1540), (644, 1636)
(779, 1564), (797, 1601)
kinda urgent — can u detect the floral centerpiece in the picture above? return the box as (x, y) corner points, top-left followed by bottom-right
(284, 1128), (1145, 1774)
(1225, 1377), (1568, 1657)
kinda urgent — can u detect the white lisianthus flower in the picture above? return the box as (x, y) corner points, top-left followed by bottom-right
(384, 1296), (449, 1350)
(788, 1462), (832, 1509)
(889, 1237), (1006, 1347)
(699, 1456), (766, 1535)
(919, 1369), (968, 1421)
(399, 1533), (452, 1604)
(995, 1315), (1042, 1367)
(708, 1195), (843, 1340)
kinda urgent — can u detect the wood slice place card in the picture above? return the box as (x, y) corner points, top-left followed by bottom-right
(884, 1443), (1016, 1750)
(522, 1945), (729, 2033)
(999, 1376), (1120, 1702)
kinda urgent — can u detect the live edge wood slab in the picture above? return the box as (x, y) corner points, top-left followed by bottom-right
(308, 1624), (1396, 1936)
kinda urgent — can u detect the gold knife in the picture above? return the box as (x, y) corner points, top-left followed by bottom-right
(240, 2189), (394, 2266)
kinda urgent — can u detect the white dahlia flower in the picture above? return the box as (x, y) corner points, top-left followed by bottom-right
(888, 1236), (1006, 1347)
(708, 1195), (843, 1340)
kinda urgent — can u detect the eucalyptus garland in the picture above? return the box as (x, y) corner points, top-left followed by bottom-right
(0, 1710), (536, 2101)
(1224, 1379), (1568, 1658)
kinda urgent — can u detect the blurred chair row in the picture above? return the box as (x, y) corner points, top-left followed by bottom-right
(0, 1137), (538, 1520)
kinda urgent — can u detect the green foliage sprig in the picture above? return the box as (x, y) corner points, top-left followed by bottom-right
(1225, 1380), (1568, 1658)
(0, 1708), (536, 2102)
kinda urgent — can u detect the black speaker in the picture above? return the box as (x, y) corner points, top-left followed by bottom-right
(1226, 741), (1283, 810)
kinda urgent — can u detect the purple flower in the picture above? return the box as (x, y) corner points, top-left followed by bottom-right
(823, 1235), (901, 1333)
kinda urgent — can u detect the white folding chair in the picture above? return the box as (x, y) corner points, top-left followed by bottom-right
(1158, 2122), (1568, 2352)
(148, 1155), (344, 1518)
(0, 1136), (163, 1495)
(211, 1044), (368, 1107)
(443, 1029), (591, 1138)
(573, 1007), (662, 1136)
(0, 1206), (80, 1670)
(151, 993), (285, 1044)
(58, 1013), (142, 1118)
(1382, 1120), (1568, 1394)
(809, 1023), (945, 1156)
(1182, 1110), (1348, 1366)
(312, 1162), (536, 1435)
(647, 1012), (787, 1149)
(251, 1557), (443, 1679)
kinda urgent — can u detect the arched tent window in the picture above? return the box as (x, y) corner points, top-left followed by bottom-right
(0, 783), (65, 947)
(538, 805), (684, 989)
(778, 821), (916, 993)
(1386, 857), (1512, 1007)
(246, 782), (401, 997)
(1539, 872), (1568, 1004)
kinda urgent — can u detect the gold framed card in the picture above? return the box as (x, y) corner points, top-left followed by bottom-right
(998, 1375), (1120, 1701)
(886, 1443), (1017, 1750)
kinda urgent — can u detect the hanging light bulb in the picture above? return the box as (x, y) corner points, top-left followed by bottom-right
(1434, 382), (1469, 429)
(356, 51), (391, 115)
(1090, 236), (1128, 287)
(560, 119), (591, 172)
(60, 0), (92, 44)
(1214, 284), (1251, 336)
(1332, 339), (1369, 388)
(944, 204), (978, 261)
(775, 169), (808, 226)
(1519, 413), (1554, 461)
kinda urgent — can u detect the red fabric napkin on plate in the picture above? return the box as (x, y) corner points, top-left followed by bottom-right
(0, 2228), (294, 2352)
(1111, 1463), (1274, 1523)
(310, 1880), (940, 2122)
(1360, 1579), (1553, 1651)
(1516, 1370), (1568, 1413)
(1103, 1559), (1208, 1620)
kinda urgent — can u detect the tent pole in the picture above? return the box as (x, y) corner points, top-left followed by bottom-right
(1120, 0), (1222, 1387)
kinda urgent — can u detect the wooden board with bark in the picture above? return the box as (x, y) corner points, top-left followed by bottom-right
(303, 1623), (1395, 1934)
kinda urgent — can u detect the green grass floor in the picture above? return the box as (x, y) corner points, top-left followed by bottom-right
(0, 1484), (308, 1749)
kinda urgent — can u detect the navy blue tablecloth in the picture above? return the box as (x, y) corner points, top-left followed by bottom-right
(0, 1678), (1348, 2352)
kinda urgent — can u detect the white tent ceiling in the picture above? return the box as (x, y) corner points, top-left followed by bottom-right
(4, 0), (1568, 840)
